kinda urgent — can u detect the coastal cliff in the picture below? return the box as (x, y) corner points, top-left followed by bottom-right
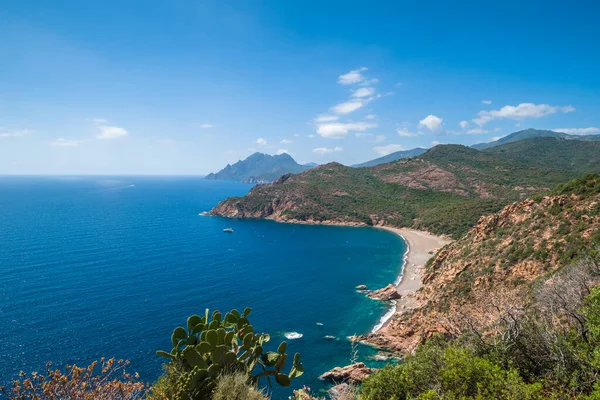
(210, 141), (600, 238)
(357, 174), (600, 353)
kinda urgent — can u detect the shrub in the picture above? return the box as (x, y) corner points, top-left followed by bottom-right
(0, 358), (146, 400)
(212, 373), (266, 400)
(359, 337), (541, 400)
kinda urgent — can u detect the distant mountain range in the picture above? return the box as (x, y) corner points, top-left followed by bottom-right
(205, 152), (316, 183)
(352, 148), (427, 168)
(350, 129), (600, 168)
(471, 128), (600, 150)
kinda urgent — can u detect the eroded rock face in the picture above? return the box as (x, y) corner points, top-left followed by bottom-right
(319, 362), (374, 384)
(368, 284), (401, 301)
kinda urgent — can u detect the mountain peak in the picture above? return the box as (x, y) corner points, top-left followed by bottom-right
(205, 152), (314, 182)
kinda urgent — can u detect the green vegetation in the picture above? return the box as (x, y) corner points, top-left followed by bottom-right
(150, 308), (302, 399)
(471, 128), (600, 150)
(360, 256), (600, 399)
(486, 137), (600, 172)
(213, 139), (600, 238)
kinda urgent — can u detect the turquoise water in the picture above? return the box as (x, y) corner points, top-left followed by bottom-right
(0, 176), (405, 397)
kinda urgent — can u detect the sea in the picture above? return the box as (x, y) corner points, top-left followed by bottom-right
(0, 176), (406, 397)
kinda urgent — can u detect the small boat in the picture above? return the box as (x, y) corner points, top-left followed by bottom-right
(223, 228), (234, 233)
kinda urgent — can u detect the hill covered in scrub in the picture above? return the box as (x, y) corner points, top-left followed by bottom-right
(471, 128), (600, 150)
(210, 140), (600, 238)
(361, 174), (600, 353)
(352, 147), (427, 168)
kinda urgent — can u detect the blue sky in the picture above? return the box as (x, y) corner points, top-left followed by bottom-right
(1, 0), (599, 174)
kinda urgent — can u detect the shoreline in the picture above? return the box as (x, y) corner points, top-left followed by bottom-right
(372, 227), (452, 332)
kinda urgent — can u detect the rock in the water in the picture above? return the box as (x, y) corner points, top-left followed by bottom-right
(355, 284), (367, 290)
(368, 283), (401, 301)
(319, 362), (374, 384)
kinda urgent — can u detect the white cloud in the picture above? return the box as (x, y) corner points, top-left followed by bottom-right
(199, 123), (215, 129)
(51, 138), (83, 147)
(418, 115), (443, 132)
(280, 139), (293, 144)
(256, 137), (267, 146)
(473, 103), (575, 126)
(352, 87), (376, 98)
(332, 100), (365, 115)
(374, 134), (386, 143)
(96, 125), (128, 139)
(338, 67), (368, 85)
(482, 100), (492, 105)
(397, 127), (423, 137)
(373, 144), (403, 156)
(316, 122), (377, 139)
(306, 134), (315, 138)
(0, 129), (31, 138)
(292, 133), (300, 137)
(553, 127), (599, 135)
(276, 149), (289, 155)
(365, 114), (376, 120)
(432, 141), (443, 146)
(313, 146), (343, 154)
(315, 115), (339, 123)
(92, 118), (108, 125)
(459, 120), (469, 129)
(491, 135), (506, 141)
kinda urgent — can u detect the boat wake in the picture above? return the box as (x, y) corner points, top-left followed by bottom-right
(284, 332), (303, 340)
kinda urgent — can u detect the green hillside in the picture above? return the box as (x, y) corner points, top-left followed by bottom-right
(485, 137), (600, 171)
(211, 140), (600, 238)
(471, 128), (600, 150)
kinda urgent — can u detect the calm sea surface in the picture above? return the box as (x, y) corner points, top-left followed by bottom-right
(0, 176), (405, 396)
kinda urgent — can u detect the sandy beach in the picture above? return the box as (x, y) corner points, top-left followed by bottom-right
(375, 227), (452, 329)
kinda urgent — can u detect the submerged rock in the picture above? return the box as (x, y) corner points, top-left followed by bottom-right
(319, 362), (374, 384)
(368, 284), (401, 301)
(355, 284), (367, 290)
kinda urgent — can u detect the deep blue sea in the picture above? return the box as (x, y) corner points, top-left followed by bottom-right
(0, 176), (406, 397)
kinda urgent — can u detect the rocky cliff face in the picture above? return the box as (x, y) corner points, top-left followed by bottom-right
(358, 176), (600, 353)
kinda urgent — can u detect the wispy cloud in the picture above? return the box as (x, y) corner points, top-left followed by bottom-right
(418, 115), (444, 132)
(199, 123), (215, 129)
(276, 149), (290, 155)
(256, 137), (267, 146)
(280, 139), (293, 144)
(315, 115), (339, 123)
(93, 118), (128, 139)
(466, 127), (500, 134)
(331, 100), (365, 115)
(473, 103), (575, 126)
(316, 122), (377, 139)
(97, 126), (128, 139)
(373, 144), (403, 156)
(313, 146), (343, 154)
(553, 127), (599, 135)
(481, 100), (492, 105)
(0, 129), (31, 138)
(397, 127), (423, 137)
(459, 120), (469, 129)
(352, 87), (376, 98)
(337, 67), (368, 85)
(365, 114), (376, 120)
(51, 138), (83, 147)
(292, 133), (300, 137)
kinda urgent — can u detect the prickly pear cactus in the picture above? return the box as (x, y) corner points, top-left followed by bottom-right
(156, 308), (303, 398)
